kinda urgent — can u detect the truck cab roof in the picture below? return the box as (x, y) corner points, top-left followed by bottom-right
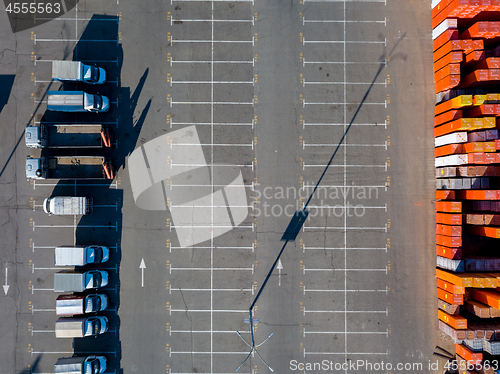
(25, 126), (42, 148)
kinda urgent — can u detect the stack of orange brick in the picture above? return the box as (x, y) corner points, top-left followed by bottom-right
(433, 0), (500, 365)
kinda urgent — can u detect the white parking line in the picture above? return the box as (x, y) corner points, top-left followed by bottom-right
(303, 163), (386, 169)
(303, 80), (386, 86)
(303, 266), (387, 274)
(33, 223), (119, 232)
(33, 37), (118, 44)
(170, 330), (251, 334)
(171, 0), (253, 2)
(171, 121), (254, 128)
(170, 309), (247, 313)
(31, 287), (54, 293)
(303, 245), (387, 252)
(31, 350), (117, 356)
(303, 142), (386, 149)
(171, 59), (253, 66)
(170, 224), (253, 229)
(170, 351), (250, 355)
(33, 180), (119, 189)
(303, 38), (386, 45)
(172, 19), (253, 24)
(31, 308), (56, 314)
(303, 100), (387, 107)
(34, 58), (120, 66)
(303, 287), (388, 294)
(303, 225), (387, 231)
(171, 142), (253, 147)
(169, 288), (253, 292)
(172, 39), (254, 44)
(303, 0), (386, 3)
(303, 121), (387, 128)
(303, 17), (386, 25)
(304, 350), (389, 356)
(170, 266), (253, 274)
(303, 328), (388, 336)
(171, 100), (254, 106)
(303, 307), (388, 315)
(171, 80), (253, 85)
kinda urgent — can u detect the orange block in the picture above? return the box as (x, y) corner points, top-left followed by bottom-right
(471, 288), (500, 308)
(436, 234), (462, 247)
(465, 50), (486, 66)
(435, 75), (460, 93)
(437, 277), (465, 294)
(436, 201), (462, 212)
(437, 288), (463, 305)
(467, 225), (500, 238)
(436, 244), (462, 260)
(435, 51), (464, 72)
(434, 64), (461, 82)
(434, 109), (463, 127)
(435, 143), (465, 157)
(435, 95), (472, 116)
(436, 212), (462, 225)
(438, 309), (467, 329)
(463, 141), (497, 153)
(436, 190), (455, 200)
(433, 29), (459, 51)
(433, 40), (462, 62)
(436, 268), (473, 287)
(436, 224), (462, 236)
(457, 190), (500, 200)
(455, 344), (483, 363)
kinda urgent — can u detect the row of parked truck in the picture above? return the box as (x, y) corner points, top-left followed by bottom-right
(32, 61), (114, 373)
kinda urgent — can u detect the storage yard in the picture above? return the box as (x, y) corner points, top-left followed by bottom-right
(434, 0), (500, 371)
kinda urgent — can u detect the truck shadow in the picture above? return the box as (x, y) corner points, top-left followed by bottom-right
(0, 74), (15, 114)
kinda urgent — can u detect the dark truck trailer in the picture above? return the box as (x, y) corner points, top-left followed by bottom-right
(26, 156), (114, 180)
(25, 124), (112, 148)
(54, 356), (107, 374)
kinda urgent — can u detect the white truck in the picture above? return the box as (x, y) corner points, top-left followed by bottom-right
(55, 316), (109, 338)
(52, 61), (106, 85)
(47, 91), (110, 113)
(25, 124), (112, 149)
(54, 356), (107, 374)
(56, 294), (109, 315)
(55, 246), (110, 266)
(43, 196), (93, 215)
(54, 271), (108, 292)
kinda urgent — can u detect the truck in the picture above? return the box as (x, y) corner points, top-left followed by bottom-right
(55, 246), (110, 266)
(25, 124), (112, 149)
(52, 61), (106, 85)
(47, 91), (110, 113)
(55, 316), (108, 338)
(55, 356), (107, 374)
(56, 294), (109, 315)
(43, 196), (93, 215)
(54, 271), (108, 292)
(26, 156), (114, 180)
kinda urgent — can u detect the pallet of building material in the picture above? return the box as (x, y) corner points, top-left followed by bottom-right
(434, 118), (496, 137)
(467, 152), (500, 165)
(436, 154), (468, 167)
(439, 320), (467, 340)
(433, 19), (458, 40)
(439, 309), (467, 329)
(438, 256), (465, 272)
(436, 166), (459, 177)
(436, 132), (468, 147)
(437, 234), (463, 247)
(464, 300), (492, 318)
(468, 273), (498, 288)
(437, 201), (462, 213)
(467, 226), (500, 238)
(466, 259), (500, 272)
(437, 212), (463, 225)
(437, 244), (462, 260)
(466, 214), (500, 225)
(471, 289), (500, 309)
(438, 287), (464, 305)
(457, 190), (500, 200)
(438, 277), (466, 294)
(437, 268), (473, 287)
(437, 224), (462, 236)
(461, 22), (500, 39)
(468, 130), (499, 142)
(473, 58), (500, 70)
(439, 298), (461, 315)
(484, 340), (500, 355)
(434, 29), (459, 51)
(437, 190), (456, 200)
(463, 141), (497, 153)
(459, 165), (498, 177)
(463, 339), (485, 352)
(476, 201), (500, 211)
(434, 40), (463, 62)
(435, 144), (465, 157)
(462, 69), (500, 88)
(473, 94), (500, 105)
(435, 64), (461, 82)
(436, 95), (472, 115)
(456, 344), (483, 364)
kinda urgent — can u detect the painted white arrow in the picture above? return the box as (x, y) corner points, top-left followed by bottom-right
(277, 259), (283, 287)
(140, 259), (146, 287)
(3, 265), (9, 295)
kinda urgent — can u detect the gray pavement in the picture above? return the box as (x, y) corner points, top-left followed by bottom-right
(0, 0), (445, 373)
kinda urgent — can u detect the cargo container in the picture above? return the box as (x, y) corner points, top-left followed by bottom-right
(56, 294), (108, 315)
(43, 196), (93, 215)
(55, 316), (108, 338)
(52, 61), (106, 84)
(54, 356), (107, 374)
(26, 156), (114, 180)
(54, 271), (108, 292)
(47, 91), (109, 113)
(55, 246), (109, 266)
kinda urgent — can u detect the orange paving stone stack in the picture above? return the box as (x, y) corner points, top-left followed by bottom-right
(433, 0), (500, 363)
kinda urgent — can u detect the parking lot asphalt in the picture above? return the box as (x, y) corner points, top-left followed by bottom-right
(0, 0), (444, 373)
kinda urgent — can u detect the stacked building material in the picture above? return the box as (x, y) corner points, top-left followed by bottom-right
(433, 0), (500, 368)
